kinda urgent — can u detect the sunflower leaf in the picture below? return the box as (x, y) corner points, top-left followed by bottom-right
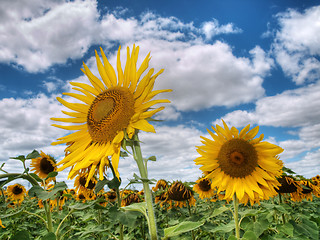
(163, 220), (204, 239)
(95, 178), (109, 193)
(29, 173), (43, 182)
(45, 171), (58, 180)
(41, 232), (56, 240)
(10, 155), (26, 162)
(26, 150), (41, 159)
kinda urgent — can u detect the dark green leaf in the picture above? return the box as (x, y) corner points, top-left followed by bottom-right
(26, 150), (40, 159)
(210, 205), (230, 218)
(10, 230), (30, 240)
(95, 178), (109, 193)
(242, 230), (257, 240)
(45, 171), (58, 180)
(10, 155), (26, 161)
(278, 222), (294, 237)
(41, 232), (56, 240)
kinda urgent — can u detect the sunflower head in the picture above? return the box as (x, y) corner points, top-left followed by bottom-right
(152, 179), (169, 191)
(6, 183), (26, 203)
(194, 120), (284, 204)
(106, 191), (117, 203)
(74, 172), (97, 194)
(121, 192), (141, 207)
(51, 45), (171, 181)
(30, 151), (57, 180)
(193, 177), (216, 199)
(167, 181), (194, 202)
(276, 176), (301, 194)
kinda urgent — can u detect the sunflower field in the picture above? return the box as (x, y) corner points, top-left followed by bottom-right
(1, 45), (320, 239)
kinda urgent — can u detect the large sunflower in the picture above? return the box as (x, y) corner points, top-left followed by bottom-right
(30, 151), (57, 180)
(194, 120), (284, 204)
(51, 45), (171, 184)
(6, 183), (27, 203)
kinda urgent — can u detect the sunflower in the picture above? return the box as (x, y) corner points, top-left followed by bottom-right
(152, 179), (168, 191)
(193, 177), (216, 199)
(6, 183), (27, 204)
(30, 151), (57, 181)
(51, 45), (171, 185)
(106, 190), (117, 203)
(167, 181), (196, 208)
(121, 191), (141, 207)
(194, 120), (284, 204)
(74, 171), (97, 196)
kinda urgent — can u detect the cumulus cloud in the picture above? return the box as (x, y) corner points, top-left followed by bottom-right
(201, 19), (242, 40)
(272, 6), (320, 84)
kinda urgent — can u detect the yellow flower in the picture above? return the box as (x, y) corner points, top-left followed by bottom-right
(51, 45), (171, 185)
(30, 151), (57, 181)
(74, 171), (97, 195)
(194, 120), (284, 204)
(152, 179), (169, 191)
(193, 178), (216, 199)
(6, 183), (27, 204)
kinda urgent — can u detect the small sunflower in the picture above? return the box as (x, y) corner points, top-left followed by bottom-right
(51, 45), (171, 184)
(194, 120), (284, 204)
(6, 183), (27, 203)
(193, 177), (215, 199)
(74, 171), (97, 195)
(30, 151), (57, 181)
(106, 190), (117, 203)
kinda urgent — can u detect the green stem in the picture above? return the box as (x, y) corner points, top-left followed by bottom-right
(43, 200), (54, 233)
(278, 193), (286, 224)
(187, 200), (195, 240)
(0, 173), (39, 186)
(116, 187), (124, 240)
(233, 194), (240, 239)
(132, 135), (158, 240)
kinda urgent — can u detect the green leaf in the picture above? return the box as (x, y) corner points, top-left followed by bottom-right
(1, 209), (23, 218)
(41, 232), (56, 240)
(45, 171), (58, 180)
(69, 200), (97, 210)
(278, 222), (294, 237)
(10, 230), (30, 240)
(208, 220), (235, 234)
(107, 176), (121, 189)
(147, 156), (156, 161)
(28, 182), (67, 200)
(227, 235), (238, 240)
(163, 221), (204, 239)
(10, 155), (26, 162)
(95, 178), (109, 193)
(210, 205), (230, 218)
(29, 173), (43, 182)
(122, 202), (147, 218)
(242, 230), (257, 240)
(26, 150), (40, 159)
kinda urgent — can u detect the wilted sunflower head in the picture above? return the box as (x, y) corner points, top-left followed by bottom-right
(152, 179), (169, 191)
(276, 176), (301, 194)
(106, 191), (117, 202)
(6, 183), (26, 203)
(121, 192), (140, 207)
(168, 181), (194, 202)
(194, 120), (284, 204)
(51, 45), (172, 182)
(30, 151), (57, 180)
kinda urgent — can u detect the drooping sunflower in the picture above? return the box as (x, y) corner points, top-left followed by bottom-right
(30, 151), (57, 181)
(194, 120), (284, 204)
(51, 45), (171, 184)
(193, 177), (216, 199)
(121, 191), (141, 207)
(6, 183), (27, 204)
(152, 179), (169, 192)
(167, 181), (196, 208)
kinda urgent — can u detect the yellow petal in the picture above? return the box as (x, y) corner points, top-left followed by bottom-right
(131, 119), (155, 133)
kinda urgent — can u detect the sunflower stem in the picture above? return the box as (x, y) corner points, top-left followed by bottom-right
(132, 134), (158, 240)
(233, 194), (240, 239)
(115, 178), (124, 240)
(278, 193), (286, 224)
(43, 200), (54, 233)
(187, 200), (196, 240)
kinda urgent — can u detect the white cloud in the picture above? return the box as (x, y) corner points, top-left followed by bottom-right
(273, 6), (320, 84)
(201, 19), (242, 40)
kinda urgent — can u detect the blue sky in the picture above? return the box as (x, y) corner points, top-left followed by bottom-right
(1, 0), (320, 188)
